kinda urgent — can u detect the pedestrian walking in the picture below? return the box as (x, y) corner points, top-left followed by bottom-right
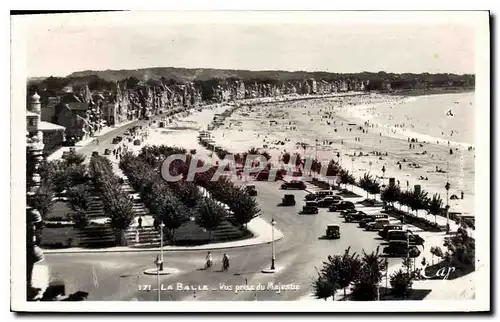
(138, 216), (143, 229)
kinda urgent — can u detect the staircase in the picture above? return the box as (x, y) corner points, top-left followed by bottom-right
(86, 195), (105, 219)
(77, 225), (116, 248)
(124, 226), (164, 248)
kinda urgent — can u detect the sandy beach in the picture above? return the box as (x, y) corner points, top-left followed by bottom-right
(207, 92), (476, 216)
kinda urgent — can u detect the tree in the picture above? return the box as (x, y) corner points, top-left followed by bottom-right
(312, 247), (362, 301)
(442, 227), (475, 266)
(195, 197), (226, 241)
(65, 164), (89, 188)
(339, 169), (355, 190)
(171, 182), (202, 208)
(399, 190), (412, 213)
(66, 184), (92, 212)
(313, 275), (337, 301)
(102, 184), (135, 245)
(427, 193), (444, 224)
(408, 189), (429, 218)
(381, 185), (401, 209)
(62, 151), (86, 166)
(351, 248), (385, 301)
(367, 179), (381, 200)
(358, 173), (374, 199)
(390, 269), (413, 299)
(31, 183), (55, 219)
(159, 195), (188, 242)
(230, 190), (261, 228)
(71, 207), (89, 229)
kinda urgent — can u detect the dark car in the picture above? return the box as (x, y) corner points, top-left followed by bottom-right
(326, 225), (341, 239)
(383, 241), (421, 257)
(387, 230), (425, 246)
(305, 193), (319, 201)
(344, 211), (369, 222)
(340, 208), (358, 217)
(112, 136), (123, 144)
(329, 201), (355, 212)
(281, 194), (296, 206)
(358, 214), (388, 228)
(317, 197), (341, 208)
(301, 201), (318, 215)
(104, 149), (112, 155)
(281, 180), (306, 190)
(378, 225), (403, 239)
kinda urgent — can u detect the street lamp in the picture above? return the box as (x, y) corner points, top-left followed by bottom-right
(271, 218), (276, 270)
(445, 182), (451, 232)
(159, 222), (165, 271)
(154, 255), (162, 301)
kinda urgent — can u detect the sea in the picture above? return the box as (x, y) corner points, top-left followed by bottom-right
(353, 92), (475, 147)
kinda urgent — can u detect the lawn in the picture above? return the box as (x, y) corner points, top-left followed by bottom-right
(40, 226), (80, 249)
(45, 201), (73, 222)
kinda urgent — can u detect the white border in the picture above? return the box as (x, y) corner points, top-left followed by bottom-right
(9, 10), (490, 313)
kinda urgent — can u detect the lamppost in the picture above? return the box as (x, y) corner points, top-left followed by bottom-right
(154, 256), (162, 301)
(445, 181), (450, 233)
(159, 222), (165, 271)
(271, 218), (276, 270)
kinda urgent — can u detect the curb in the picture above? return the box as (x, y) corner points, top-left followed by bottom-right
(42, 229), (284, 254)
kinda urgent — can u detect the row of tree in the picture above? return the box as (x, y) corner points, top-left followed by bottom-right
(313, 247), (414, 301)
(132, 145), (262, 229)
(120, 146), (261, 242)
(88, 155), (135, 245)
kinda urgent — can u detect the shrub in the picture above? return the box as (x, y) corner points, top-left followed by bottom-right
(390, 269), (413, 299)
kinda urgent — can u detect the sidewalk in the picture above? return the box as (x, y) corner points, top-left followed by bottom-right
(43, 217), (283, 254)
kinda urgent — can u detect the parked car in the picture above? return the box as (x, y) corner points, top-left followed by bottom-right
(340, 208), (358, 217)
(378, 225), (403, 239)
(357, 199), (385, 207)
(365, 218), (391, 231)
(316, 190), (336, 198)
(245, 185), (257, 196)
(383, 240), (421, 257)
(281, 180), (306, 190)
(306, 191), (340, 201)
(104, 149), (111, 155)
(317, 197), (341, 208)
(92, 151), (99, 157)
(281, 194), (296, 206)
(344, 211), (368, 222)
(301, 201), (318, 215)
(326, 225), (341, 239)
(386, 230), (425, 246)
(305, 193), (318, 201)
(329, 201), (355, 212)
(358, 214), (388, 228)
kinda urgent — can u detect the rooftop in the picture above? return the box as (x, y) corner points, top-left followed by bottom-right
(39, 121), (65, 131)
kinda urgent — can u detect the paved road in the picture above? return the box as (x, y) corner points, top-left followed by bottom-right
(45, 180), (400, 301)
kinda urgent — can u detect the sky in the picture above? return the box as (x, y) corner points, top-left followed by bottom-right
(14, 11), (480, 78)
